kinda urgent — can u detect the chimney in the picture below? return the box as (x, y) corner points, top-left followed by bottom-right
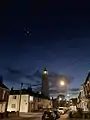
(0, 76), (3, 84)
(11, 87), (14, 91)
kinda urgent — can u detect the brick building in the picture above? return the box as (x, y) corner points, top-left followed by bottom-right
(0, 76), (9, 117)
(83, 72), (90, 98)
(77, 72), (90, 111)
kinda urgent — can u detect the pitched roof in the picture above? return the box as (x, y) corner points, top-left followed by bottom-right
(0, 83), (9, 90)
(10, 89), (35, 96)
(84, 72), (90, 84)
(10, 89), (50, 100)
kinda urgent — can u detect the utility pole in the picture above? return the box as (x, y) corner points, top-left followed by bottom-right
(18, 82), (23, 116)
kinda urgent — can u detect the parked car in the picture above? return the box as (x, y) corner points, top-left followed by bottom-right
(42, 110), (57, 120)
(57, 107), (64, 114)
(53, 110), (60, 119)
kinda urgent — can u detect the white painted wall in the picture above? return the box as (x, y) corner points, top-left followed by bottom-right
(7, 95), (20, 112)
(7, 94), (29, 113)
(0, 102), (6, 113)
(20, 95), (29, 112)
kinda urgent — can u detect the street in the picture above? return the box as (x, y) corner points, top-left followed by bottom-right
(2, 112), (90, 120)
(1, 113), (69, 120)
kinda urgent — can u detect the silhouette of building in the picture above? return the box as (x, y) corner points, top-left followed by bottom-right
(41, 68), (49, 97)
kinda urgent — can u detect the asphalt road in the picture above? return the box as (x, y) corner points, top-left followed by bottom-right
(2, 113), (69, 120)
(2, 114), (88, 120)
(3, 112), (88, 120)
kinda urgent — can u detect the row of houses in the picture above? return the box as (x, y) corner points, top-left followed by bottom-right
(7, 88), (52, 113)
(0, 77), (52, 116)
(77, 72), (90, 111)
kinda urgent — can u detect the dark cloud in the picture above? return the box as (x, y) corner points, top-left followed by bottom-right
(32, 70), (42, 79)
(49, 72), (59, 79)
(4, 67), (74, 94)
(49, 72), (74, 83)
(69, 88), (80, 92)
(49, 72), (74, 90)
(23, 82), (41, 87)
(5, 68), (41, 84)
(6, 67), (22, 74)
(25, 75), (34, 80)
(49, 89), (66, 94)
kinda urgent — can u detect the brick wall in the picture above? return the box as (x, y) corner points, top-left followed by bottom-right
(0, 87), (9, 102)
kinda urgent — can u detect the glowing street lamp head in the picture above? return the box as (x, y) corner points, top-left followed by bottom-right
(67, 94), (70, 97)
(60, 80), (65, 86)
(59, 97), (62, 101)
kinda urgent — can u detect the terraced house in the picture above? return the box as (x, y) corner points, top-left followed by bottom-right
(7, 88), (52, 113)
(77, 72), (90, 111)
(0, 76), (9, 117)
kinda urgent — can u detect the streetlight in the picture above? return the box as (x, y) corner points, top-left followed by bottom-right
(60, 80), (65, 86)
(59, 79), (70, 100)
(67, 94), (70, 97)
(59, 97), (62, 101)
(18, 82), (23, 116)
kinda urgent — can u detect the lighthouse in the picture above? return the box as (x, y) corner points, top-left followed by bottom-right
(41, 68), (49, 97)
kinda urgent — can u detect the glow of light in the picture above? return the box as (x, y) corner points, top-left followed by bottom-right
(59, 97), (62, 101)
(30, 96), (33, 102)
(60, 80), (65, 86)
(67, 94), (70, 97)
(39, 91), (41, 94)
(43, 71), (48, 74)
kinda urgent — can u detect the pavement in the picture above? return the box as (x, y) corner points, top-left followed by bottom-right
(1, 112), (88, 120)
(20, 112), (42, 118)
(1, 113), (69, 120)
(60, 113), (69, 120)
(1, 112), (42, 120)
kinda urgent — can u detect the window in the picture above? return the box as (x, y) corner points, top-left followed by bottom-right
(13, 96), (16, 99)
(30, 96), (33, 102)
(11, 104), (16, 108)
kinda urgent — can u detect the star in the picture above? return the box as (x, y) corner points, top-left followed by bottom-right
(24, 28), (32, 36)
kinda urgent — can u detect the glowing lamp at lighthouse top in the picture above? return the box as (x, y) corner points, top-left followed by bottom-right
(43, 70), (48, 74)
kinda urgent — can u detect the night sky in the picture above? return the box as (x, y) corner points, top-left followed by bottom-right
(0, 1), (90, 96)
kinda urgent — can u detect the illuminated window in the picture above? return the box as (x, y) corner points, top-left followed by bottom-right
(11, 104), (16, 108)
(30, 96), (33, 102)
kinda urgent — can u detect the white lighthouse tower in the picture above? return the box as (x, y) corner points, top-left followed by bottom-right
(41, 68), (49, 97)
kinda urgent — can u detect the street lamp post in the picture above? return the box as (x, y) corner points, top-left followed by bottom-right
(66, 83), (70, 100)
(60, 79), (69, 100)
(18, 82), (23, 116)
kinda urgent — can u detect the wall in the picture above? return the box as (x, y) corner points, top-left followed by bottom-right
(38, 98), (52, 108)
(33, 97), (38, 111)
(7, 95), (20, 112)
(20, 95), (29, 112)
(0, 87), (9, 113)
(0, 102), (6, 113)
(0, 87), (9, 102)
(7, 94), (29, 113)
